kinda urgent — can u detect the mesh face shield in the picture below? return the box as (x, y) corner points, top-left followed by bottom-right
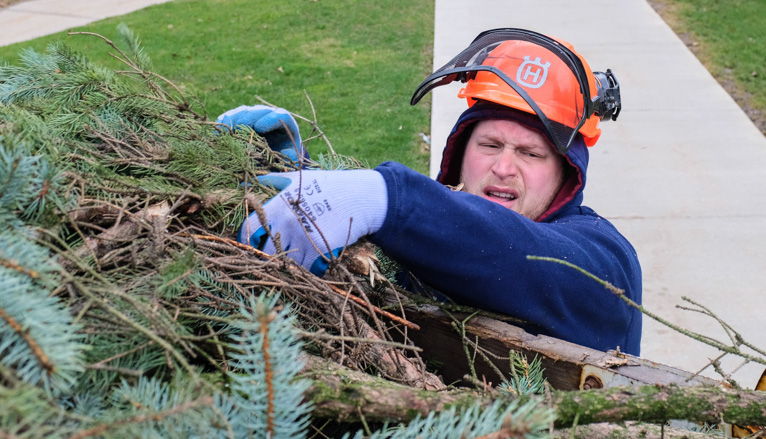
(411, 28), (621, 153)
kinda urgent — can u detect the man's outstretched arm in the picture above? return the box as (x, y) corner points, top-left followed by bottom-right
(370, 161), (642, 355)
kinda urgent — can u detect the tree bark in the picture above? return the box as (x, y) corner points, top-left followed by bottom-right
(302, 355), (766, 427)
(302, 355), (492, 423)
(553, 422), (713, 439)
(552, 384), (766, 427)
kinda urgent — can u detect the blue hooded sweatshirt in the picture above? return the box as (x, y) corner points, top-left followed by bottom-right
(370, 103), (642, 355)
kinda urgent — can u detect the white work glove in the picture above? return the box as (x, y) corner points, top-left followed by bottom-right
(239, 169), (388, 276)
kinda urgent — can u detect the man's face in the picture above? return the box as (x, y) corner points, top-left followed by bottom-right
(459, 119), (566, 221)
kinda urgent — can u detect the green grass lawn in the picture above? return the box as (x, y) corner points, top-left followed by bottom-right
(654, 0), (766, 134)
(0, 0), (434, 172)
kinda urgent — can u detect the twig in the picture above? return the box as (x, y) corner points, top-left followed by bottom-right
(85, 364), (144, 377)
(676, 298), (738, 346)
(68, 31), (203, 119)
(69, 276), (211, 389)
(296, 330), (422, 351)
(67, 396), (215, 439)
(256, 94), (336, 155)
(0, 256), (39, 279)
(527, 255), (766, 368)
(0, 305), (55, 375)
(90, 341), (154, 368)
(256, 305), (276, 437)
(687, 352), (727, 383)
(447, 310), (481, 382)
(278, 193), (333, 263)
(179, 232), (420, 330)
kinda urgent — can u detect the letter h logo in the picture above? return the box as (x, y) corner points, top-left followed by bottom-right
(516, 56), (550, 89)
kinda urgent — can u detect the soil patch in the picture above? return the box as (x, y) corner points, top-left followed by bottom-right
(647, 0), (765, 136)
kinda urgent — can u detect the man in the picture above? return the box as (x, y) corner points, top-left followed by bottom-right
(219, 28), (642, 355)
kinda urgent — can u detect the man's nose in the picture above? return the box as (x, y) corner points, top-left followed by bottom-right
(491, 148), (518, 178)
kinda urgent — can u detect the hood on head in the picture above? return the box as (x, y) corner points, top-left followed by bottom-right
(437, 102), (589, 221)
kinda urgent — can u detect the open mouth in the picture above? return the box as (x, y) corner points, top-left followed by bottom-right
(487, 190), (516, 200)
(485, 190), (518, 205)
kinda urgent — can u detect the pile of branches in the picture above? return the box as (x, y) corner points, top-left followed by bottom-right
(2, 26), (765, 439)
(0, 26), (451, 437)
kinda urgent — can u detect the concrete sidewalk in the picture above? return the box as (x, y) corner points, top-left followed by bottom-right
(432, 0), (766, 387)
(0, 0), (171, 47)
(1, 0), (764, 387)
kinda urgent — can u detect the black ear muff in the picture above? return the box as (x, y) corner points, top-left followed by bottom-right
(593, 69), (621, 122)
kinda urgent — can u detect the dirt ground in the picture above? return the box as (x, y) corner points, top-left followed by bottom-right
(647, 0), (766, 136)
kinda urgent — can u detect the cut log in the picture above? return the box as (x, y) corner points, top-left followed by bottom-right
(402, 304), (719, 391)
(302, 355), (492, 423)
(302, 354), (766, 427)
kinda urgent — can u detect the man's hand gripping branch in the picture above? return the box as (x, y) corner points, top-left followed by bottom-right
(216, 104), (309, 163)
(239, 169), (388, 276)
(217, 104), (388, 276)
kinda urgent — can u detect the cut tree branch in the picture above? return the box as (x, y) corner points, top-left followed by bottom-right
(302, 354), (766, 427)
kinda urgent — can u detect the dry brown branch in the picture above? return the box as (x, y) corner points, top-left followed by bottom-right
(355, 319), (445, 390)
(256, 94), (336, 155)
(179, 232), (420, 331)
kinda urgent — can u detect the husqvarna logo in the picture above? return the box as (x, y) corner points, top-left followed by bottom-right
(516, 56), (550, 89)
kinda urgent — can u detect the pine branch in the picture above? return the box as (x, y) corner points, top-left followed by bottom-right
(69, 276), (209, 389)
(68, 395), (216, 439)
(0, 382), (76, 439)
(0, 305), (54, 376)
(500, 351), (546, 397)
(226, 293), (313, 438)
(0, 255), (39, 279)
(360, 399), (554, 439)
(0, 233), (85, 393)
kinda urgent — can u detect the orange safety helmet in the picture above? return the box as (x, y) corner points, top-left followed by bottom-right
(411, 28), (621, 154)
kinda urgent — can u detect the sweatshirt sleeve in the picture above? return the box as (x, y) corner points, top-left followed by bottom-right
(370, 162), (643, 355)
